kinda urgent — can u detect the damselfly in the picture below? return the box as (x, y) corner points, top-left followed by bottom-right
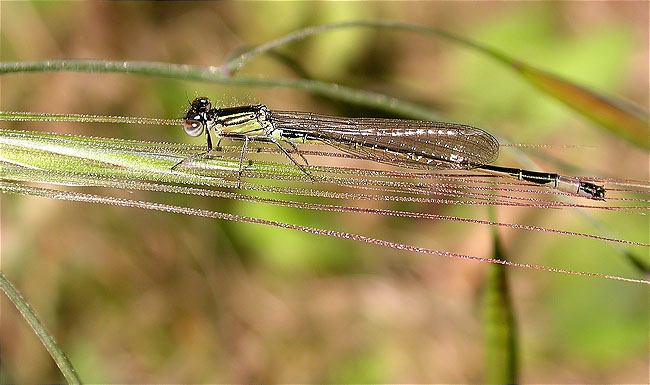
(173, 97), (606, 200)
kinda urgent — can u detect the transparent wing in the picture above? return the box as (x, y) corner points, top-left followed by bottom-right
(268, 110), (500, 170)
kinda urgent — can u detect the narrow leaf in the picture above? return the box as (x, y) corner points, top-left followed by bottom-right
(483, 209), (518, 384)
(0, 273), (81, 384)
(221, 20), (649, 149)
(515, 64), (649, 149)
(0, 60), (438, 120)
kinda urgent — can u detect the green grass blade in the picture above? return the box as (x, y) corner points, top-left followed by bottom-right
(0, 128), (303, 187)
(2, 127), (647, 277)
(514, 65), (649, 149)
(483, 259), (518, 384)
(0, 60), (438, 120)
(0, 111), (181, 125)
(221, 20), (649, 149)
(220, 20), (510, 74)
(2, 22), (646, 145)
(4, 19), (647, 144)
(2, 127), (648, 286)
(0, 273), (82, 384)
(483, 209), (518, 384)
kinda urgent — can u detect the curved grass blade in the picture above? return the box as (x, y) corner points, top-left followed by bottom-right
(0, 60), (438, 120)
(220, 20), (649, 150)
(220, 20), (512, 74)
(0, 273), (82, 384)
(515, 66), (649, 150)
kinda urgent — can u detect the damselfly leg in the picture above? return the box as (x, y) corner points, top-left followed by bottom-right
(267, 136), (316, 182)
(171, 125), (214, 170)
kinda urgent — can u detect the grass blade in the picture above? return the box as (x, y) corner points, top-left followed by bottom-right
(0, 128), (648, 284)
(0, 60), (438, 120)
(0, 273), (81, 384)
(2, 180), (647, 285)
(221, 20), (649, 149)
(515, 65), (648, 149)
(483, 208), (518, 384)
(1, 127), (646, 247)
(0, 111), (181, 126)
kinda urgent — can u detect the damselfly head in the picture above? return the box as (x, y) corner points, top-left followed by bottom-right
(188, 97), (211, 114)
(182, 97), (212, 136)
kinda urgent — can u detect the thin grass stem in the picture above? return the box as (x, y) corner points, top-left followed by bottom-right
(0, 273), (81, 384)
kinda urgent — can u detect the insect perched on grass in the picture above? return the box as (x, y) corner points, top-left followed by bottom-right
(174, 97), (605, 200)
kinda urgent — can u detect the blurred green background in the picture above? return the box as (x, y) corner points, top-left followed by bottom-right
(1, 1), (648, 383)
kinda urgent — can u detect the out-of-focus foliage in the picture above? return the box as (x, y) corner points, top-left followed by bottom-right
(1, 2), (647, 384)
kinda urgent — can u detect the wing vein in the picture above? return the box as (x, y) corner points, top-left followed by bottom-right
(268, 110), (499, 170)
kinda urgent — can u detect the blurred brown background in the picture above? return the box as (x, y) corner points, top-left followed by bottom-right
(1, 2), (648, 383)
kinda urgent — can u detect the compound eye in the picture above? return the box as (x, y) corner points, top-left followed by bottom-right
(183, 120), (204, 137)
